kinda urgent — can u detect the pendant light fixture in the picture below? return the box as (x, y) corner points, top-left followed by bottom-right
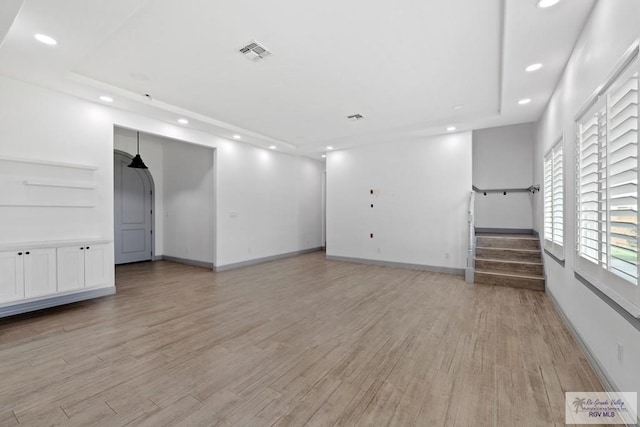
(128, 131), (148, 169)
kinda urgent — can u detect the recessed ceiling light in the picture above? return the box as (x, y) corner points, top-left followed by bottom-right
(537, 0), (560, 8)
(178, 118), (189, 124)
(34, 33), (57, 46)
(321, 154), (326, 158)
(98, 95), (113, 103)
(269, 145), (276, 150)
(453, 105), (463, 110)
(233, 135), (241, 140)
(447, 126), (456, 132)
(327, 146), (334, 150)
(518, 98), (532, 105)
(525, 63), (543, 72)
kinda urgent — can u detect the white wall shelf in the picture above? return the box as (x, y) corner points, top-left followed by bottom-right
(0, 203), (95, 208)
(23, 179), (96, 189)
(0, 156), (97, 208)
(0, 155), (97, 170)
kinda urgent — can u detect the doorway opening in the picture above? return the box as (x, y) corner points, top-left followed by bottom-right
(114, 149), (155, 264)
(113, 126), (216, 269)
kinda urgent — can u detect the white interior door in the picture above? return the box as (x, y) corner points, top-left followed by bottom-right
(114, 151), (153, 264)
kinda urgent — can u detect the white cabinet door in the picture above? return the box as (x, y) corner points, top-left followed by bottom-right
(23, 248), (57, 298)
(0, 251), (24, 303)
(84, 244), (109, 288)
(57, 246), (85, 292)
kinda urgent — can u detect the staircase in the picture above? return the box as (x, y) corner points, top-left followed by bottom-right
(474, 232), (545, 291)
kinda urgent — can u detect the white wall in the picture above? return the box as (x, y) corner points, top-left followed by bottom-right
(163, 140), (214, 263)
(326, 132), (472, 270)
(0, 75), (324, 273)
(215, 141), (323, 266)
(473, 123), (535, 229)
(533, 0), (640, 396)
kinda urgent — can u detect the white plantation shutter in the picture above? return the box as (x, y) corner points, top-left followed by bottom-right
(552, 144), (564, 246)
(577, 106), (606, 265)
(544, 139), (564, 257)
(576, 52), (639, 292)
(608, 69), (638, 282)
(544, 154), (553, 242)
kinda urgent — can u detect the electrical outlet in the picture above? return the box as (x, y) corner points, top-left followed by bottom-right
(445, 253), (450, 260)
(376, 248), (381, 254)
(617, 343), (623, 365)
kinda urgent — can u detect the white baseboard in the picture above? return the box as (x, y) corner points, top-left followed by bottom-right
(546, 289), (619, 392)
(215, 247), (323, 272)
(326, 255), (464, 276)
(160, 255), (214, 270)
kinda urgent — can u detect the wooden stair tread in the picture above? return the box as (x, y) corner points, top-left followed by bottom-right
(475, 269), (545, 280)
(474, 258), (542, 265)
(476, 246), (539, 253)
(476, 234), (537, 240)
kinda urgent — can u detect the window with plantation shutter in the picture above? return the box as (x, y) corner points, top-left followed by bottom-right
(608, 71), (638, 282)
(544, 155), (553, 240)
(544, 138), (563, 258)
(577, 105), (606, 266)
(553, 146), (564, 246)
(575, 44), (640, 316)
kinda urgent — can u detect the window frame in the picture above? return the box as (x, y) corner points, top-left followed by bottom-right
(544, 136), (565, 260)
(574, 41), (640, 318)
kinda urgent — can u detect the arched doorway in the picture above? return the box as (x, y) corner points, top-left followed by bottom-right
(114, 150), (154, 264)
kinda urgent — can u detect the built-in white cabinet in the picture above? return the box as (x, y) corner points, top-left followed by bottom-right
(0, 240), (113, 317)
(84, 244), (109, 288)
(57, 244), (109, 291)
(0, 251), (24, 302)
(24, 249), (57, 297)
(56, 246), (84, 292)
(0, 248), (56, 303)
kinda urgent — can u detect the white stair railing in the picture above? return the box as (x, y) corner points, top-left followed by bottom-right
(465, 190), (475, 284)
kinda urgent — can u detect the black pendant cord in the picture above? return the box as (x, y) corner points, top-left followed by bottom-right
(128, 131), (148, 169)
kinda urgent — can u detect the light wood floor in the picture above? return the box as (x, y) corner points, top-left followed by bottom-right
(0, 252), (611, 426)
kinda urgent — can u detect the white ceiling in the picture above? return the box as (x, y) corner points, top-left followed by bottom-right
(0, 0), (595, 157)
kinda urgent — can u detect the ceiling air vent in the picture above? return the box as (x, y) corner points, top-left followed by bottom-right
(239, 41), (271, 61)
(347, 114), (364, 121)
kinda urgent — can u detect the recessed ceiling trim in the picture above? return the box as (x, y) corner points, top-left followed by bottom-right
(67, 72), (297, 150)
